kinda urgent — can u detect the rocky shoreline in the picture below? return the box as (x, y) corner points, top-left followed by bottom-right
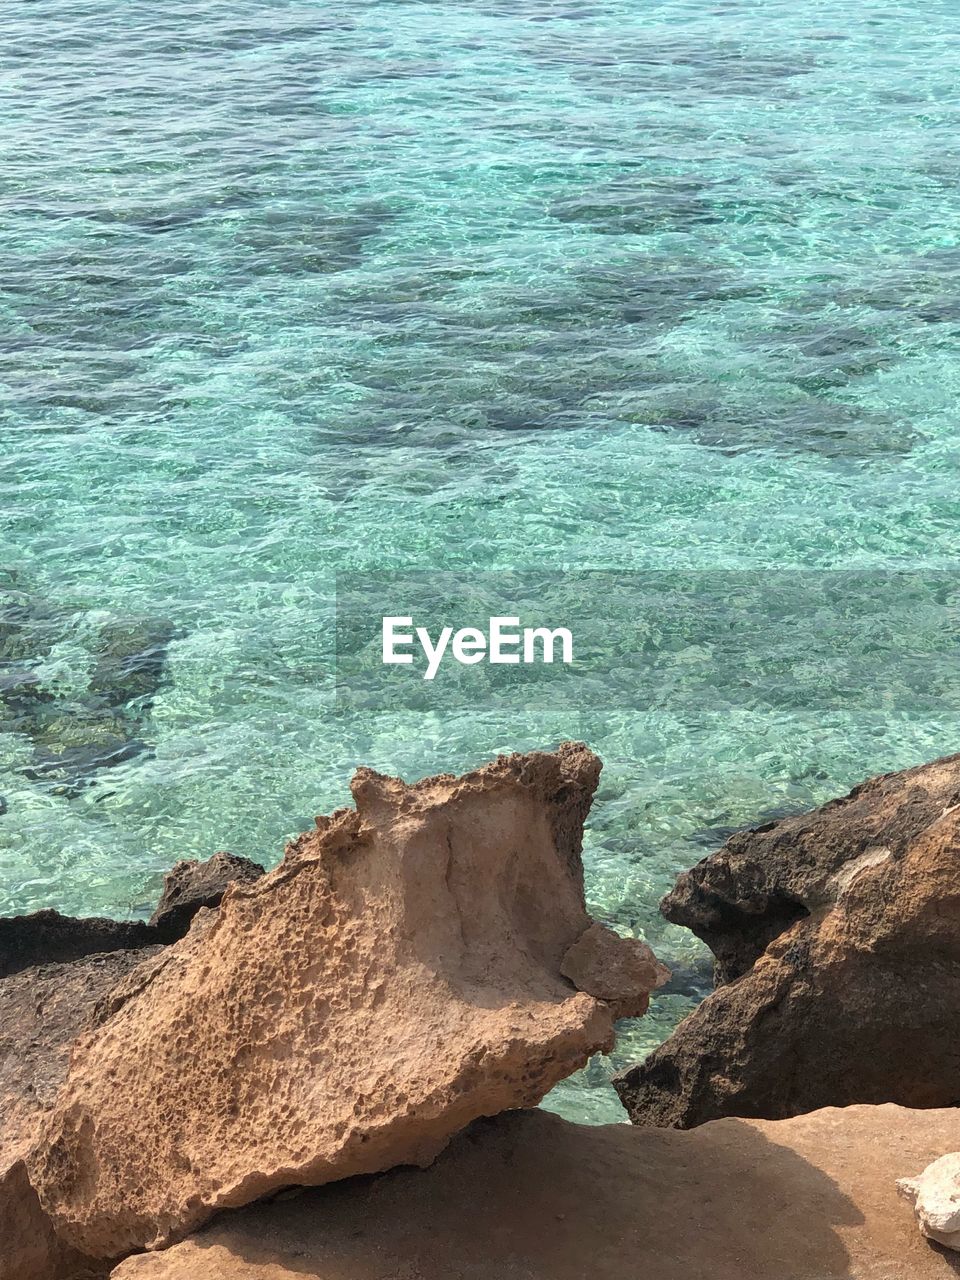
(616, 750), (960, 1128)
(2, 744), (959, 1278)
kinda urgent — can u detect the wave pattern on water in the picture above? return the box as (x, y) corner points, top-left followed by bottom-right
(2, 0), (960, 1120)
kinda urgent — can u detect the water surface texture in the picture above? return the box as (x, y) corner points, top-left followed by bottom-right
(3, 0), (960, 1121)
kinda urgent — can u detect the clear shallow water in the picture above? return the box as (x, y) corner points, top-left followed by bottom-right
(2, 0), (960, 1122)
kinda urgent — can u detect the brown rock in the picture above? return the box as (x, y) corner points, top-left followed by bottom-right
(615, 800), (960, 1128)
(0, 849), (265, 980)
(0, 852), (268, 1278)
(1, 951), (163, 1173)
(560, 921), (670, 1018)
(29, 744), (662, 1262)
(0, 950), (162, 1280)
(109, 1104), (960, 1280)
(662, 751), (960, 984)
(0, 910), (156, 980)
(149, 852), (264, 940)
(1, 1160), (102, 1280)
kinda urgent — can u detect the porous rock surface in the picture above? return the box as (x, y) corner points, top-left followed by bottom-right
(662, 751), (960, 984)
(29, 743), (662, 1261)
(1, 950), (163, 1178)
(110, 1105), (960, 1280)
(616, 767), (960, 1128)
(0, 949), (163, 1280)
(898, 1152), (960, 1252)
(0, 852), (265, 1280)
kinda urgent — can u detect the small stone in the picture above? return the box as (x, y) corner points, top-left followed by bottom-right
(898, 1153), (960, 1251)
(561, 922), (670, 1019)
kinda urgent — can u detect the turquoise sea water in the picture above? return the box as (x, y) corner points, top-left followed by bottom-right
(3, 0), (960, 1122)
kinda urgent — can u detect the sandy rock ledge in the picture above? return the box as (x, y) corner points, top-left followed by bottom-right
(110, 1105), (960, 1280)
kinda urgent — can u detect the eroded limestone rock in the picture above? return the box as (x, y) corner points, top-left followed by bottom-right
(28, 744), (663, 1262)
(149, 852), (264, 940)
(0, 853), (266, 1279)
(0, 1160), (99, 1280)
(661, 751), (960, 984)
(0, 950), (162, 1280)
(616, 773), (960, 1128)
(898, 1153), (960, 1252)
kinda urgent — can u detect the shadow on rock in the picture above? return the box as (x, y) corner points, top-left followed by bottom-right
(108, 1107), (880, 1280)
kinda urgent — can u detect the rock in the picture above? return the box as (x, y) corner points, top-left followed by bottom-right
(87, 618), (183, 711)
(0, 852), (268, 1278)
(0, 667), (53, 725)
(662, 751), (960, 984)
(0, 950), (163, 1280)
(1, 848), (267, 979)
(0, 582), (63, 667)
(0, 1160), (101, 1280)
(0, 911), (157, 981)
(110, 1104), (960, 1280)
(28, 744), (663, 1261)
(559, 921), (670, 1019)
(149, 852), (265, 940)
(615, 798), (960, 1128)
(22, 710), (150, 796)
(898, 1153), (960, 1252)
(0, 950), (164, 1164)
(0, 592), (185, 796)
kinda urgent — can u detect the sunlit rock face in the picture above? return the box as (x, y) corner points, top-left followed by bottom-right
(617, 753), (960, 1128)
(898, 1153), (960, 1252)
(0, 852), (265, 1280)
(28, 744), (663, 1262)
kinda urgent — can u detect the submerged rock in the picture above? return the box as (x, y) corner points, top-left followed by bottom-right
(28, 744), (664, 1261)
(898, 1153), (960, 1252)
(0, 667), (54, 724)
(87, 619), (184, 711)
(0, 581), (184, 798)
(22, 711), (150, 796)
(110, 1105), (960, 1280)
(0, 579), (64, 668)
(616, 756), (960, 1128)
(24, 745), (147, 797)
